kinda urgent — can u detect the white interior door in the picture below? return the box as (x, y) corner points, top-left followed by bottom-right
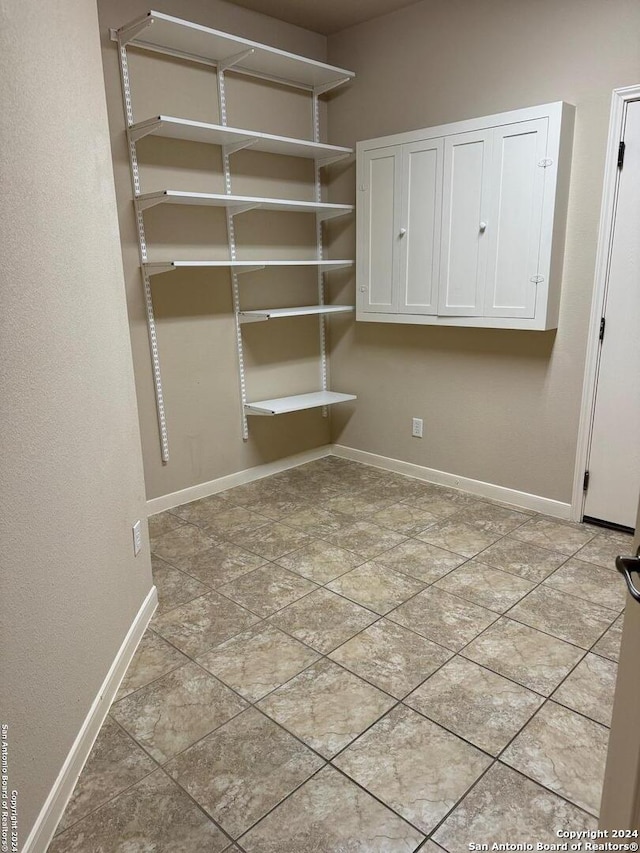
(359, 145), (402, 313)
(398, 138), (443, 315)
(438, 129), (492, 316)
(484, 118), (548, 319)
(584, 99), (640, 530)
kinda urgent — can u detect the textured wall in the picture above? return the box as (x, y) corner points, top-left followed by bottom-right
(0, 0), (151, 841)
(327, 0), (640, 503)
(98, 0), (339, 500)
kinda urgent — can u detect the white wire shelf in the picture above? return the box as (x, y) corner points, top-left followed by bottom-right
(136, 190), (353, 220)
(114, 10), (355, 92)
(239, 305), (354, 323)
(143, 260), (353, 276)
(129, 116), (352, 165)
(244, 391), (357, 416)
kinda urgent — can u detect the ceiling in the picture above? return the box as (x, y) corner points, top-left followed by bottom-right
(227, 0), (423, 35)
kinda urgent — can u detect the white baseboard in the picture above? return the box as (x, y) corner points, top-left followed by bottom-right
(147, 445), (333, 516)
(332, 444), (572, 520)
(23, 586), (158, 853)
(146, 441), (571, 521)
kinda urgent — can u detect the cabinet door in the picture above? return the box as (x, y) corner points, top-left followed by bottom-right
(358, 145), (402, 313)
(439, 129), (493, 316)
(483, 118), (549, 318)
(398, 139), (443, 315)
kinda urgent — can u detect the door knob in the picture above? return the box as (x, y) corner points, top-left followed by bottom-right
(479, 221), (487, 232)
(616, 555), (640, 603)
(399, 228), (407, 237)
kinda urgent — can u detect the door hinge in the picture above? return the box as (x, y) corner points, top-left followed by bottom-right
(618, 141), (625, 169)
(599, 316), (606, 341)
(583, 470), (590, 492)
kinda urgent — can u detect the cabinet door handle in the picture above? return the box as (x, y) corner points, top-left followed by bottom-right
(399, 228), (407, 237)
(479, 221), (487, 233)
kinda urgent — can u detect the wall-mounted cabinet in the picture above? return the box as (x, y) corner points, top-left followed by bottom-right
(357, 102), (574, 330)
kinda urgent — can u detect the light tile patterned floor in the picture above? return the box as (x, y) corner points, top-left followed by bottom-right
(49, 457), (631, 852)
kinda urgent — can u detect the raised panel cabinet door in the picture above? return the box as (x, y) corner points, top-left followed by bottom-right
(439, 129), (493, 316)
(398, 138), (443, 314)
(358, 145), (402, 313)
(484, 118), (549, 318)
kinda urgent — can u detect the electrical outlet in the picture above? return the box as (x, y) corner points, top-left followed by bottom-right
(132, 520), (142, 556)
(412, 417), (423, 438)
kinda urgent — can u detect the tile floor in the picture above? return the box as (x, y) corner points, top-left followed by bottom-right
(49, 456), (631, 852)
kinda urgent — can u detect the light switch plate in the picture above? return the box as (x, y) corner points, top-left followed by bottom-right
(132, 520), (142, 556)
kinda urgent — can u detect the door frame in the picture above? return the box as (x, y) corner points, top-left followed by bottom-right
(599, 502), (640, 829)
(571, 84), (640, 523)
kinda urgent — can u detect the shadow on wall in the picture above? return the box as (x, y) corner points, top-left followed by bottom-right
(242, 407), (351, 457)
(151, 269), (234, 318)
(353, 321), (557, 363)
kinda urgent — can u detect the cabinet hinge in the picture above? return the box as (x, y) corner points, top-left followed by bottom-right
(599, 317), (606, 341)
(618, 141), (625, 169)
(530, 275), (545, 284)
(583, 470), (590, 492)
(538, 158), (553, 168)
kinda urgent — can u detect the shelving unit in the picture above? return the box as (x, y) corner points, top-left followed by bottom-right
(129, 116), (352, 165)
(239, 305), (354, 324)
(135, 190), (353, 219)
(114, 10), (355, 90)
(144, 260), (354, 277)
(113, 10), (357, 460)
(245, 391), (357, 416)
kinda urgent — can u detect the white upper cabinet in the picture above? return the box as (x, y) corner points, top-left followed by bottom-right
(356, 102), (574, 330)
(399, 139), (443, 315)
(439, 129), (492, 317)
(484, 118), (548, 319)
(359, 145), (402, 313)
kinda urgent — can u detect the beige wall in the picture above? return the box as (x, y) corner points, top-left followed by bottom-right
(98, 0), (335, 500)
(0, 0), (151, 842)
(327, 0), (640, 503)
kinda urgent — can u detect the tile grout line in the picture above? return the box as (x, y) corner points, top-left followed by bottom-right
(116, 573), (505, 840)
(53, 714), (239, 850)
(66, 461), (615, 845)
(150, 475), (621, 717)
(152, 534), (622, 680)
(108, 698), (332, 850)
(149, 492), (621, 724)
(154, 475), (620, 603)
(98, 458), (622, 847)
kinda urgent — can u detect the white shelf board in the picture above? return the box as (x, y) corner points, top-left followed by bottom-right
(143, 260), (353, 276)
(136, 190), (353, 220)
(239, 305), (354, 323)
(117, 10), (354, 91)
(244, 391), (357, 416)
(129, 116), (352, 163)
